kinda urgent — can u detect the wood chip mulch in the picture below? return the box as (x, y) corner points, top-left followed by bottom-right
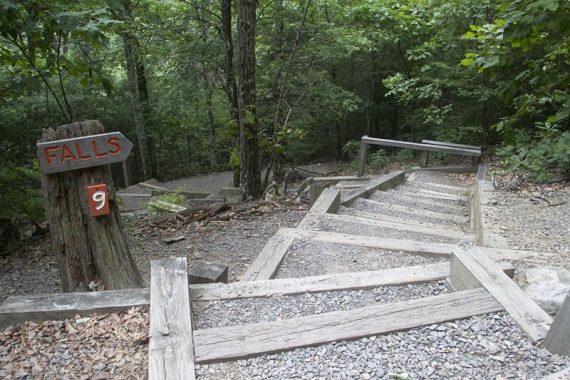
(0, 307), (149, 380)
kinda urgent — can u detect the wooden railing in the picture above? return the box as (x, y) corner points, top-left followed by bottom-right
(357, 136), (481, 176)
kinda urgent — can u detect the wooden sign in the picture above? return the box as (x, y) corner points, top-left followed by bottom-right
(87, 184), (110, 217)
(37, 132), (133, 174)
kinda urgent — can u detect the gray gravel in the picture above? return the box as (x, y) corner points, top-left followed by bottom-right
(316, 217), (459, 244)
(193, 281), (450, 329)
(370, 190), (467, 216)
(344, 201), (465, 227)
(391, 185), (468, 204)
(410, 171), (474, 188)
(277, 240), (444, 278)
(194, 312), (569, 379)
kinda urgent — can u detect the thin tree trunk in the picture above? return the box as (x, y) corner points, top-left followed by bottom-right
(123, 38), (152, 179)
(221, 0), (241, 186)
(237, 0), (261, 199)
(110, 0), (154, 180)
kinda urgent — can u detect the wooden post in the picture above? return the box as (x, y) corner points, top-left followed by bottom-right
(149, 257), (195, 380)
(122, 160), (130, 188)
(39, 120), (144, 292)
(544, 294), (570, 356)
(420, 151), (429, 167)
(357, 137), (368, 177)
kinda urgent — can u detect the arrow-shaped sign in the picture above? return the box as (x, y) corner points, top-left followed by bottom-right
(37, 132), (133, 174)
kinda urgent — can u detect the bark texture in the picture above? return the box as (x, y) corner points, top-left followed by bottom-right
(237, 0), (261, 199)
(39, 120), (144, 292)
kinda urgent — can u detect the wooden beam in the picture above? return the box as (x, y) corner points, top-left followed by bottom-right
(338, 209), (464, 233)
(193, 288), (503, 363)
(139, 180), (170, 192)
(149, 257), (195, 380)
(192, 261), (513, 301)
(421, 139), (481, 151)
(357, 198), (468, 224)
(419, 151), (429, 168)
(472, 180), (508, 248)
(372, 192), (466, 213)
(544, 294), (570, 356)
(280, 228), (547, 262)
(321, 212), (472, 240)
(0, 289), (149, 329)
(411, 164), (478, 173)
(476, 163), (489, 181)
(118, 193), (153, 197)
(240, 231), (296, 281)
(310, 187), (341, 213)
(312, 176), (369, 183)
(450, 241), (552, 342)
(406, 180), (465, 192)
(396, 188), (467, 202)
(341, 171), (406, 206)
(357, 139), (368, 176)
(0, 261), (516, 325)
(362, 136), (481, 157)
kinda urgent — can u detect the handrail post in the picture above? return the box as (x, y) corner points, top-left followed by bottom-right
(357, 136), (368, 177)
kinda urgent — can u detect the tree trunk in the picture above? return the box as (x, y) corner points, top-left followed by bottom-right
(113, 0), (154, 180)
(221, 0), (241, 187)
(237, 0), (261, 199)
(39, 120), (144, 292)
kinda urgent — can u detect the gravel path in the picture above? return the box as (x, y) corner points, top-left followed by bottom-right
(369, 191), (468, 216)
(343, 201), (466, 227)
(316, 217), (460, 244)
(128, 207), (305, 285)
(277, 240), (444, 278)
(2, 169), (568, 379)
(0, 206), (305, 304)
(194, 312), (569, 379)
(193, 281), (450, 329)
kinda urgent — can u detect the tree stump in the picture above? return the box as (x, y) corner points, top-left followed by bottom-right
(39, 120), (144, 292)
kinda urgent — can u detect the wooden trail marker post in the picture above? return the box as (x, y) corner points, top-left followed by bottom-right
(38, 120), (144, 292)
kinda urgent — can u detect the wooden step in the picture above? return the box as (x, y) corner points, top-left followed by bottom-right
(371, 192), (466, 214)
(0, 262), (515, 327)
(192, 261), (514, 301)
(280, 228), (548, 262)
(338, 208), (464, 232)
(355, 198), (468, 224)
(193, 288), (503, 363)
(389, 187), (467, 205)
(397, 187), (467, 202)
(241, 231), (295, 281)
(450, 241), (552, 342)
(321, 213), (471, 241)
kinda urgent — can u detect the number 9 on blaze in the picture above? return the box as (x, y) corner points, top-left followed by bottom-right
(87, 184), (110, 216)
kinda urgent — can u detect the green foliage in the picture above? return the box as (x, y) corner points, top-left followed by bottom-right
(393, 149), (415, 162)
(368, 149), (389, 170)
(0, 160), (45, 225)
(497, 127), (570, 181)
(342, 140), (361, 158)
(155, 188), (185, 206)
(461, 0), (570, 179)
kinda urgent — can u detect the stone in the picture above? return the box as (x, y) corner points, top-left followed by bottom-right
(188, 260), (228, 284)
(521, 266), (570, 315)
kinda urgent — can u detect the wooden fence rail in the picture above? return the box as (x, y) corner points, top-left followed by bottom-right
(358, 136), (481, 176)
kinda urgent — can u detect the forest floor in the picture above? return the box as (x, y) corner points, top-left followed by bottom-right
(0, 163), (568, 379)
